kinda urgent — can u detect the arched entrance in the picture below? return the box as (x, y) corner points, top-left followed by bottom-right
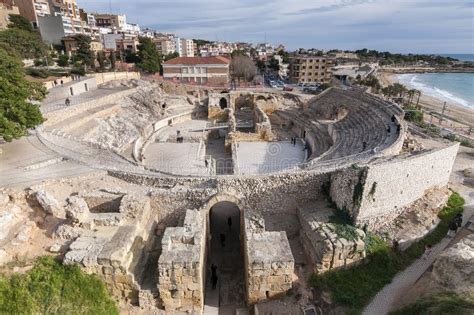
(204, 200), (245, 310)
(219, 97), (228, 109)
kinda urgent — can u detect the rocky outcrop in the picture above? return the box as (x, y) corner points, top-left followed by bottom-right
(36, 190), (65, 219)
(432, 234), (474, 298)
(65, 196), (90, 225)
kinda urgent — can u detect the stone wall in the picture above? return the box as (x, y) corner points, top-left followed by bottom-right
(109, 170), (330, 221)
(244, 214), (294, 304)
(330, 143), (459, 229)
(298, 205), (365, 273)
(44, 77), (98, 103)
(157, 210), (205, 312)
(63, 193), (154, 304)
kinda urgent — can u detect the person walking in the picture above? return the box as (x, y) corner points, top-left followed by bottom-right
(60, 80), (64, 86)
(220, 233), (226, 248)
(447, 220), (459, 238)
(65, 98), (71, 106)
(210, 264), (218, 290)
(423, 244), (432, 260)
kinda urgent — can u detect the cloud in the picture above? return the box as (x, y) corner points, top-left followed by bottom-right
(77, 0), (474, 53)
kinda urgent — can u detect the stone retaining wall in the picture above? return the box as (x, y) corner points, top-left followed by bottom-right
(330, 143), (459, 229)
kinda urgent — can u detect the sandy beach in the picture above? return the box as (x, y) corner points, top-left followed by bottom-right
(379, 72), (474, 128)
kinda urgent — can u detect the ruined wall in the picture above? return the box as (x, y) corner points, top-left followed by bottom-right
(330, 144), (459, 229)
(244, 214), (294, 304)
(157, 210), (205, 312)
(109, 171), (331, 222)
(356, 143), (459, 228)
(63, 194), (154, 305)
(298, 206), (365, 274)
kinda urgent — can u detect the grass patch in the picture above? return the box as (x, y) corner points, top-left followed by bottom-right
(0, 256), (118, 314)
(390, 292), (474, 315)
(311, 192), (465, 314)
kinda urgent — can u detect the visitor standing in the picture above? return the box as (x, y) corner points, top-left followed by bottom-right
(423, 244), (432, 260)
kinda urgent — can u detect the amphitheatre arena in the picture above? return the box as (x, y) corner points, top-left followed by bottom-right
(0, 76), (464, 314)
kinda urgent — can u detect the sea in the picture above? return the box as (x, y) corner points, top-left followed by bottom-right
(396, 54), (474, 109)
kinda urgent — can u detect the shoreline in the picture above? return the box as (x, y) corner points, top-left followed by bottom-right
(379, 71), (474, 128)
(381, 67), (474, 74)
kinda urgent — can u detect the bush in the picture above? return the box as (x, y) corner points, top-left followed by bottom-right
(0, 256), (118, 314)
(311, 192), (465, 313)
(34, 59), (43, 67)
(390, 292), (474, 315)
(70, 66), (85, 76)
(26, 67), (50, 78)
(57, 54), (69, 67)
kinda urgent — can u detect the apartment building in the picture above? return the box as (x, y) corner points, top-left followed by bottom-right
(162, 56), (230, 85)
(36, 0), (85, 44)
(175, 38), (195, 57)
(154, 37), (176, 56)
(0, 2), (19, 30)
(288, 55), (334, 84)
(6, 0), (49, 27)
(94, 13), (126, 31)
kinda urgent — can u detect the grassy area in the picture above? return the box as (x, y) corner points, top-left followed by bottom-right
(390, 292), (474, 315)
(311, 192), (465, 314)
(0, 256), (118, 314)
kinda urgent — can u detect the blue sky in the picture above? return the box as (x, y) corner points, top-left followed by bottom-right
(78, 0), (474, 54)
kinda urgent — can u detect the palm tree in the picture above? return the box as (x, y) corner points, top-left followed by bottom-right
(415, 89), (422, 108)
(407, 89), (416, 106)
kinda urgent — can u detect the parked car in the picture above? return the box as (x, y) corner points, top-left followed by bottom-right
(283, 86), (293, 91)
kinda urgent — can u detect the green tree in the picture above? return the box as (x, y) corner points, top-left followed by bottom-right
(256, 59), (265, 72)
(163, 51), (179, 62)
(268, 56), (280, 71)
(97, 51), (106, 71)
(277, 49), (290, 63)
(57, 54), (69, 67)
(124, 50), (139, 63)
(136, 37), (161, 73)
(0, 48), (45, 142)
(72, 34), (94, 70)
(110, 53), (116, 70)
(8, 14), (34, 32)
(0, 28), (47, 59)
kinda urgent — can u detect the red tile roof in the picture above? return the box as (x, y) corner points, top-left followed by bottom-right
(163, 56), (230, 65)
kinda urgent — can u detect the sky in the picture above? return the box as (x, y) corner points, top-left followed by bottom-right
(77, 0), (474, 54)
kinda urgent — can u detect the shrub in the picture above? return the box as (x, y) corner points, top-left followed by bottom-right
(26, 67), (50, 78)
(311, 192), (465, 313)
(70, 66), (85, 76)
(0, 256), (118, 314)
(390, 292), (474, 315)
(57, 54), (69, 67)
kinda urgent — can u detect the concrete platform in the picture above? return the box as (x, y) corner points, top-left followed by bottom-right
(143, 142), (208, 176)
(235, 141), (306, 175)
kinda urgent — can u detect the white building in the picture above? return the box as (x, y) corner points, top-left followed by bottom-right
(175, 38), (195, 57)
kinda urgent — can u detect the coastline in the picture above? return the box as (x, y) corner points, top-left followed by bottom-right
(379, 71), (474, 128)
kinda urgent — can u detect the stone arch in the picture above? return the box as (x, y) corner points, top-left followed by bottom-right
(200, 193), (246, 214)
(219, 97), (228, 109)
(201, 193), (247, 306)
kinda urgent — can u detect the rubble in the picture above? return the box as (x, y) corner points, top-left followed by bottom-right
(36, 190), (65, 219)
(431, 235), (474, 298)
